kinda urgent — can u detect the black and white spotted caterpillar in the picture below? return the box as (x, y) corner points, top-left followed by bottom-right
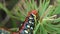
(19, 10), (38, 34)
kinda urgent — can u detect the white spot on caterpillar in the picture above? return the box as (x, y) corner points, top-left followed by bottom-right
(24, 30), (28, 34)
(30, 27), (33, 30)
(29, 17), (33, 19)
(27, 25), (30, 28)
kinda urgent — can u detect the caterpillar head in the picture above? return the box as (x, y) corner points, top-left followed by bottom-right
(28, 10), (39, 21)
(28, 10), (38, 17)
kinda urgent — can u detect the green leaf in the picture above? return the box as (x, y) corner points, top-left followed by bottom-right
(44, 22), (60, 33)
(33, 22), (40, 34)
(52, 5), (60, 15)
(40, 24), (48, 34)
(40, 0), (50, 17)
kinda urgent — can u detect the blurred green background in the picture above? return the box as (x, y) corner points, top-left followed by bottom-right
(0, 0), (60, 34)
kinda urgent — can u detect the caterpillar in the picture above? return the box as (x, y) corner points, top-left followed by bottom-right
(19, 10), (38, 34)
